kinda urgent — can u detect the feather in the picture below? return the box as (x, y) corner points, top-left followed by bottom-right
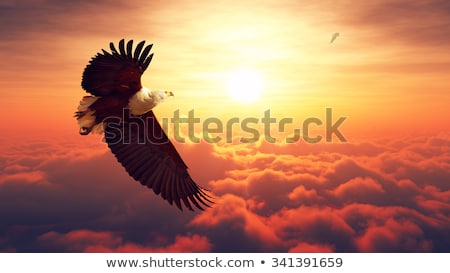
(139, 44), (153, 64)
(133, 41), (146, 61)
(118, 39), (126, 56)
(81, 39), (154, 97)
(104, 110), (213, 211)
(126, 40), (133, 60)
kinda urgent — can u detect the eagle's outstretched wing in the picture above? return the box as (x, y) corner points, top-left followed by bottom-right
(81, 39), (153, 97)
(104, 110), (213, 211)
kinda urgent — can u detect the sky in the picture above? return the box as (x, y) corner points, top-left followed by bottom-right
(0, 0), (449, 252)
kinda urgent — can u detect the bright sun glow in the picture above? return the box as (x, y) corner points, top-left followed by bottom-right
(227, 68), (263, 103)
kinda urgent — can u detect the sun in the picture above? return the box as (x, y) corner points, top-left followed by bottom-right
(227, 68), (263, 103)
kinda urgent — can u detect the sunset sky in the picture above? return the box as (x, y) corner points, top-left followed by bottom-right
(0, 0), (449, 252)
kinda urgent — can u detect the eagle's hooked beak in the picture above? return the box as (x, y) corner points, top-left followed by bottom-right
(165, 91), (174, 97)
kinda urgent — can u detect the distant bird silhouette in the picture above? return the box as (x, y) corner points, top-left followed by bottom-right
(74, 39), (213, 211)
(330, 32), (339, 44)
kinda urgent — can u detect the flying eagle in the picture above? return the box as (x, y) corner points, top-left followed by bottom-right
(74, 39), (212, 211)
(330, 32), (339, 44)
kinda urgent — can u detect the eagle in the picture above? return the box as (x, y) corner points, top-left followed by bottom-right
(74, 39), (212, 211)
(330, 32), (339, 44)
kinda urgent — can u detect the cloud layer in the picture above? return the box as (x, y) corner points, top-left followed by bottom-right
(0, 132), (448, 252)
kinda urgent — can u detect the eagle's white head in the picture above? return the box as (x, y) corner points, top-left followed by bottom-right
(128, 87), (174, 116)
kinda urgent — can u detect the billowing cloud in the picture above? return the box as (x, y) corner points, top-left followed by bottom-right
(0, 134), (450, 252)
(289, 242), (334, 253)
(193, 134), (450, 252)
(0, 136), (214, 252)
(332, 177), (385, 203)
(0, 123), (449, 253)
(190, 194), (284, 252)
(355, 218), (433, 252)
(38, 230), (211, 252)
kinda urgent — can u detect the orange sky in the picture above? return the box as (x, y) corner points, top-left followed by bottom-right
(0, 0), (450, 253)
(0, 0), (449, 140)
